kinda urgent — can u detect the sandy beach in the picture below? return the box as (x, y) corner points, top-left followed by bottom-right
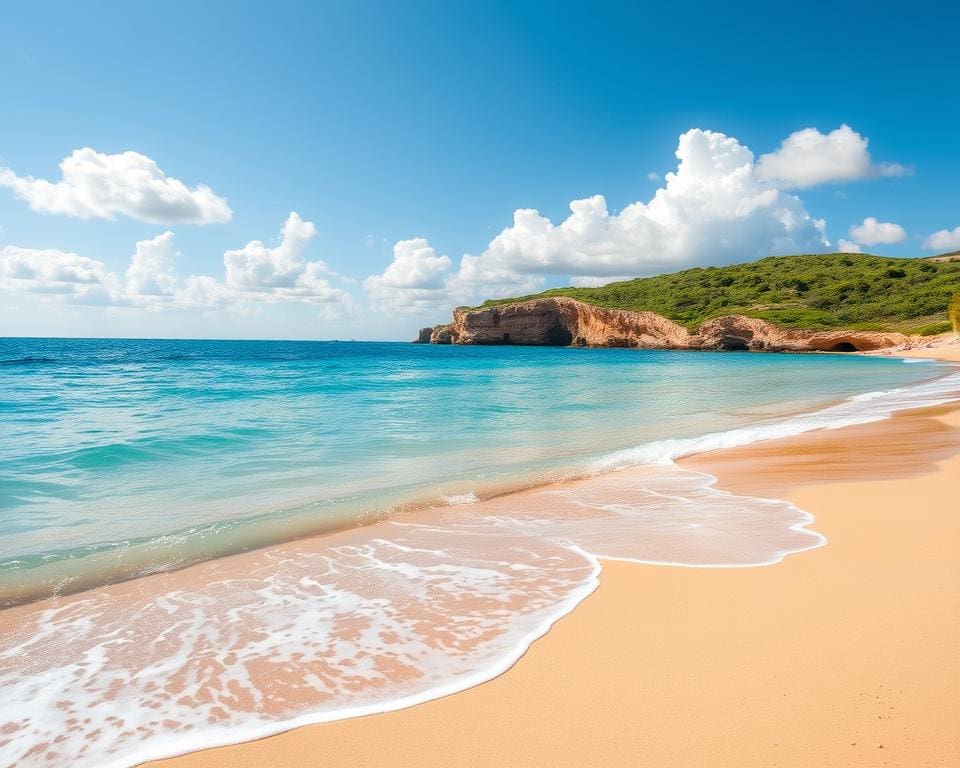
(146, 346), (960, 768)
(3, 8), (957, 766)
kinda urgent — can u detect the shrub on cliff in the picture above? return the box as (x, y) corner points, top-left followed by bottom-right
(950, 292), (960, 332)
(478, 252), (960, 333)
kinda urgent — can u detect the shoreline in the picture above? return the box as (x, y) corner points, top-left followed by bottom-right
(148, 343), (960, 768)
(2, 346), (957, 767)
(5, 349), (952, 610)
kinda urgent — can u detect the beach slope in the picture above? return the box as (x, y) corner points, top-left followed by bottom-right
(152, 351), (960, 768)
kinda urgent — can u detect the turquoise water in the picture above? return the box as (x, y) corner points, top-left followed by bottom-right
(2, 337), (960, 768)
(0, 337), (948, 603)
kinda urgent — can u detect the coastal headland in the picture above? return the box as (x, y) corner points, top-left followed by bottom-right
(416, 296), (921, 351)
(417, 252), (960, 351)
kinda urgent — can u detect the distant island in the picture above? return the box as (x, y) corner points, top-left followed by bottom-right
(417, 252), (960, 352)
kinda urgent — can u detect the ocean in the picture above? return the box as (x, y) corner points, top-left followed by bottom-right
(1, 337), (958, 767)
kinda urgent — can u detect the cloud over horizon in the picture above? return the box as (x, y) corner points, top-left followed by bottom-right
(365, 126), (866, 314)
(363, 238), (454, 314)
(0, 148), (233, 225)
(0, 213), (354, 315)
(0, 245), (120, 304)
(1, 125), (915, 329)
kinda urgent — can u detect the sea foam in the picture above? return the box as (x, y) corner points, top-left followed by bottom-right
(1, 364), (959, 767)
(591, 369), (960, 471)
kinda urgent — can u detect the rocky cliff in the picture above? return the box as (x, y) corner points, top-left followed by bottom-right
(415, 297), (919, 352)
(692, 315), (911, 352)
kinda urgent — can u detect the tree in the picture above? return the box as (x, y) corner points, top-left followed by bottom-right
(951, 292), (960, 333)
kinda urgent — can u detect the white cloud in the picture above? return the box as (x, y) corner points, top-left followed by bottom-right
(756, 125), (905, 188)
(176, 274), (232, 309)
(214, 213), (351, 309)
(569, 275), (635, 287)
(224, 212), (320, 290)
(365, 127), (846, 315)
(0, 148), (232, 225)
(363, 238), (454, 314)
(365, 124), (913, 318)
(0, 245), (119, 303)
(837, 239), (862, 253)
(459, 128), (827, 277)
(849, 217), (907, 246)
(0, 213), (356, 315)
(125, 232), (178, 298)
(368, 238), (451, 290)
(923, 226), (960, 252)
(646, 171), (661, 181)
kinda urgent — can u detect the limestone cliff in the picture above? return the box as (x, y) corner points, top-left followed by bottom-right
(692, 315), (910, 352)
(413, 297), (920, 352)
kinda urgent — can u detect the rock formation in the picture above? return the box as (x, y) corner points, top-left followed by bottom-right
(692, 315), (911, 352)
(413, 297), (920, 352)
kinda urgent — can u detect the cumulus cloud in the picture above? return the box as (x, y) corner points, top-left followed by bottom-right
(0, 245), (119, 303)
(363, 238), (453, 314)
(363, 238), (543, 315)
(756, 125), (905, 188)
(837, 239), (862, 253)
(365, 127), (842, 314)
(225, 212), (320, 290)
(848, 217), (907, 246)
(0, 148), (232, 224)
(923, 226), (960, 252)
(125, 232), (178, 298)
(0, 213), (355, 315)
(217, 212), (350, 307)
(468, 124), (832, 275)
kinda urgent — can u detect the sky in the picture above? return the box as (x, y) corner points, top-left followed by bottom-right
(1, 0), (958, 340)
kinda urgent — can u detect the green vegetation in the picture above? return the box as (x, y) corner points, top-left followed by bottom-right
(479, 253), (960, 332)
(917, 321), (953, 336)
(950, 292), (960, 332)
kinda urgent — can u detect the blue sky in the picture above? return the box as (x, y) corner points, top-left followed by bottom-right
(1, 0), (958, 339)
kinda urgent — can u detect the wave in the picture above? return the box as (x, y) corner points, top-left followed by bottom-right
(591, 368), (960, 471)
(0, 356), (59, 366)
(1, 365), (959, 767)
(3, 366), (959, 609)
(0, 463), (820, 768)
(441, 492), (480, 505)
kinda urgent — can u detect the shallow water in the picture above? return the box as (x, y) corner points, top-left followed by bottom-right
(1, 338), (958, 767)
(0, 338), (948, 602)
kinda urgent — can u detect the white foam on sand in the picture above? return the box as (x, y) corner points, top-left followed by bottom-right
(591, 369), (960, 471)
(1, 367), (959, 768)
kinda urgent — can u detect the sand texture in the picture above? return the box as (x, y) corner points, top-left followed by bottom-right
(150, 351), (960, 768)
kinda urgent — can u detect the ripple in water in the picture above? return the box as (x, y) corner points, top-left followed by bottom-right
(0, 464), (822, 768)
(1, 344), (958, 767)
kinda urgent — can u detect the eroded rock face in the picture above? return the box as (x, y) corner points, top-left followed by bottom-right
(414, 299), (918, 353)
(446, 298), (692, 348)
(430, 324), (457, 344)
(692, 315), (912, 352)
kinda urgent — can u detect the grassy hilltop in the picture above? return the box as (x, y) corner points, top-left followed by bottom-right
(478, 252), (960, 334)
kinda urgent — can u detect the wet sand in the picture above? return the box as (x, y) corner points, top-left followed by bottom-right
(150, 344), (960, 768)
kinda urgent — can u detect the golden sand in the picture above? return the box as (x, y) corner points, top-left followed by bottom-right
(150, 347), (960, 768)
